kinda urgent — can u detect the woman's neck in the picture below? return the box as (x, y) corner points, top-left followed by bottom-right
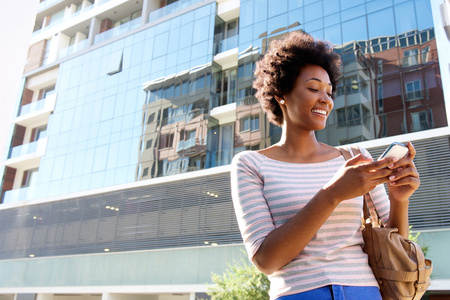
(278, 125), (320, 150)
(274, 127), (325, 161)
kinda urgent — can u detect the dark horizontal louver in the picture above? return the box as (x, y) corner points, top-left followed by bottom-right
(0, 172), (241, 260)
(366, 136), (450, 230)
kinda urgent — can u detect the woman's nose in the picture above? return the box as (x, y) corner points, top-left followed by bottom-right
(319, 92), (333, 104)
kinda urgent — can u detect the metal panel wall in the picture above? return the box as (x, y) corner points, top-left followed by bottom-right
(0, 173), (240, 260)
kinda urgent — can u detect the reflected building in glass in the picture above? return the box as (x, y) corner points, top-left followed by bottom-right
(1, 0), (450, 298)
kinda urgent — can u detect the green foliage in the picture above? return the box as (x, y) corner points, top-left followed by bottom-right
(409, 225), (429, 257)
(205, 258), (270, 300)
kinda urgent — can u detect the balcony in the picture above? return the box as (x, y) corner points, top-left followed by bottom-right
(32, 17), (64, 36)
(213, 36), (238, 69)
(3, 137), (48, 169)
(176, 137), (197, 152)
(210, 102), (236, 124)
(14, 93), (57, 127)
(148, 0), (205, 22)
(94, 17), (141, 44)
(214, 35), (238, 55)
(58, 39), (89, 59)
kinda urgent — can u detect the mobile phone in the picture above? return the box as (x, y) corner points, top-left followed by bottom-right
(378, 142), (409, 161)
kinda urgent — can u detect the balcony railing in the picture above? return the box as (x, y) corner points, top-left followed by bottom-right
(149, 0), (204, 22)
(68, 4), (94, 21)
(58, 39), (89, 59)
(19, 99), (45, 116)
(18, 92), (56, 117)
(2, 186), (36, 204)
(32, 17), (64, 36)
(214, 35), (238, 55)
(98, 0), (111, 5)
(94, 17), (141, 44)
(37, 0), (65, 12)
(9, 141), (39, 160)
(176, 137), (197, 152)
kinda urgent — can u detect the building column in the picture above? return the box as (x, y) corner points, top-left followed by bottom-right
(143, 0), (160, 24)
(48, 32), (70, 63)
(74, 32), (87, 51)
(81, 0), (92, 10)
(87, 17), (102, 46)
(64, 4), (77, 20)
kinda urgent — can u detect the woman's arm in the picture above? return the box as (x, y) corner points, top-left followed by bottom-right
(250, 187), (341, 275)
(385, 142), (420, 238)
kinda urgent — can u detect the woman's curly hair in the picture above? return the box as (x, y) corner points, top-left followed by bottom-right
(253, 31), (342, 126)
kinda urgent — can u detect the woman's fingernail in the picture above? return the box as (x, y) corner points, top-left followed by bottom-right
(389, 175), (395, 180)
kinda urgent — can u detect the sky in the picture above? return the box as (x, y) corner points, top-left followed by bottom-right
(0, 1), (38, 162)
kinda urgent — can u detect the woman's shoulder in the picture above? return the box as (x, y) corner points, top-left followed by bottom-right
(232, 150), (266, 165)
(231, 150), (268, 176)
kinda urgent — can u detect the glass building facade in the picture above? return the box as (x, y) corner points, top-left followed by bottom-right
(1, 0), (450, 298)
(4, 0), (447, 202)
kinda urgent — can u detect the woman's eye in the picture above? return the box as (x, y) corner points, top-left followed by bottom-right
(327, 93), (332, 97)
(308, 88), (318, 92)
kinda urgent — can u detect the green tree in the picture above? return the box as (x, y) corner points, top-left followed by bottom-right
(205, 258), (270, 300)
(409, 225), (429, 257)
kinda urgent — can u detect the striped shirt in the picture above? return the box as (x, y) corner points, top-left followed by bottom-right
(230, 149), (390, 299)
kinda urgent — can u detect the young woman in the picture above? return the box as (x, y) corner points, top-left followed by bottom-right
(230, 32), (420, 299)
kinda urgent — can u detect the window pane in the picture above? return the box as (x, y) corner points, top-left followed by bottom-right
(254, 0), (268, 23)
(288, 0), (303, 10)
(340, 0), (364, 11)
(414, 0), (433, 30)
(368, 8), (395, 39)
(394, 1), (417, 34)
(288, 8), (303, 29)
(240, 1), (253, 27)
(342, 16), (367, 43)
(323, 0), (339, 16)
(341, 4), (365, 22)
(268, 14), (288, 35)
(304, 1), (323, 23)
(366, 0), (393, 13)
(268, 0), (287, 17)
(324, 24), (342, 46)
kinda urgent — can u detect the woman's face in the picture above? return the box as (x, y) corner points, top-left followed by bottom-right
(281, 64), (333, 132)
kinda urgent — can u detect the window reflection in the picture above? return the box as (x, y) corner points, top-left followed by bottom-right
(318, 22), (445, 145)
(141, 63), (211, 179)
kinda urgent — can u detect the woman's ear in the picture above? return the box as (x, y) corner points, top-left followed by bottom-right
(274, 96), (285, 105)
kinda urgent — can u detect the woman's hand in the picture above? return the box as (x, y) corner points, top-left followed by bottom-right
(385, 142), (420, 203)
(322, 153), (397, 203)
